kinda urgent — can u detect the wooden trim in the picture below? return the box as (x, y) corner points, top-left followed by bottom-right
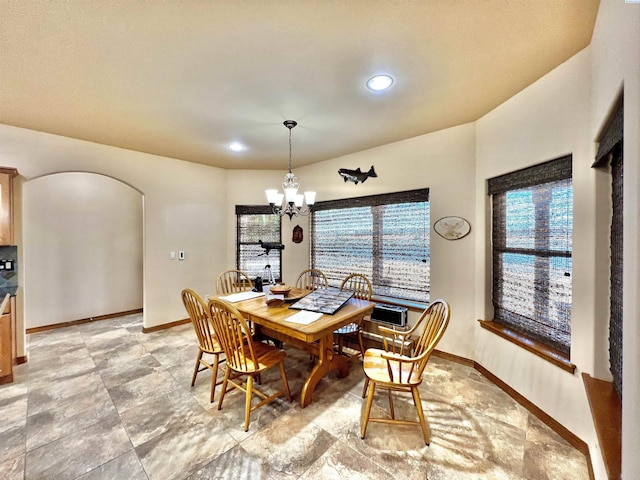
(0, 372), (13, 385)
(425, 349), (594, 480)
(14, 355), (27, 365)
(142, 318), (190, 333)
(478, 319), (576, 373)
(432, 349), (474, 367)
(475, 362), (594, 479)
(26, 309), (143, 334)
(582, 373), (621, 480)
(0, 167), (18, 177)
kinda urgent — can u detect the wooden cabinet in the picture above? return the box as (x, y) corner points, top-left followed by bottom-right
(0, 167), (18, 246)
(0, 167), (17, 384)
(0, 294), (13, 384)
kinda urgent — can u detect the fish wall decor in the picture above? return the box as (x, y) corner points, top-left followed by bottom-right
(338, 165), (377, 185)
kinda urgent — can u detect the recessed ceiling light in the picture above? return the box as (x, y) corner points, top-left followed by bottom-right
(366, 74), (394, 91)
(227, 142), (246, 152)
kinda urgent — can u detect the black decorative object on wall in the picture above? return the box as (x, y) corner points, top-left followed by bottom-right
(292, 225), (303, 243)
(338, 166), (377, 185)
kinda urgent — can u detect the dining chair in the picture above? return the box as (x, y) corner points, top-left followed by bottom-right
(181, 289), (225, 403)
(360, 299), (450, 445)
(216, 269), (254, 296)
(295, 268), (328, 290)
(334, 273), (372, 360)
(208, 297), (292, 431)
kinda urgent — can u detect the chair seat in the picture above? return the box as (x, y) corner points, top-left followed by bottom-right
(240, 341), (287, 373)
(334, 322), (359, 335)
(363, 348), (423, 386)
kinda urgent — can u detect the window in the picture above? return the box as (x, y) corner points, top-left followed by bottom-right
(311, 189), (430, 303)
(488, 156), (573, 356)
(593, 104), (623, 397)
(236, 206), (282, 282)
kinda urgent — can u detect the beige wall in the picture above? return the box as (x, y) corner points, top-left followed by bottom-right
(227, 123), (477, 359)
(474, 46), (603, 474)
(0, 1), (637, 476)
(0, 124), (229, 332)
(590, 1), (640, 478)
(23, 172), (143, 328)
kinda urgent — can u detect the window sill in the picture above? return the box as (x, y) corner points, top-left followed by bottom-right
(478, 320), (576, 373)
(582, 373), (621, 480)
(371, 295), (428, 313)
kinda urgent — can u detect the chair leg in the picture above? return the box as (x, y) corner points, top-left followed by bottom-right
(244, 375), (253, 432)
(279, 361), (292, 401)
(217, 367), (231, 411)
(411, 386), (430, 445)
(357, 330), (365, 359)
(362, 377), (369, 398)
(191, 349), (203, 386)
(361, 380), (376, 439)
(388, 389), (395, 419)
(209, 354), (219, 403)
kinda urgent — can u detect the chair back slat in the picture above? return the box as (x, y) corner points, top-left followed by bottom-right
(208, 298), (258, 373)
(181, 289), (218, 353)
(216, 270), (254, 295)
(412, 299), (450, 377)
(340, 273), (372, 300)
(295, 269), (328, 290)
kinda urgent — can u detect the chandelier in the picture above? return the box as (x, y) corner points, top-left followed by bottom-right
(265, 120), (316, 220)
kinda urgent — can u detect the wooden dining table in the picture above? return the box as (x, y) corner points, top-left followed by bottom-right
(233, 288), (375, 408)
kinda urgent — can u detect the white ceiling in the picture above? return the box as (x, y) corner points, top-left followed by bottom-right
(0, 1), (600, 170)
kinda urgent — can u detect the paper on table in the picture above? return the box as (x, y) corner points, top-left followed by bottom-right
(219, 291), (264, 303)
(285, 310), (323, 325)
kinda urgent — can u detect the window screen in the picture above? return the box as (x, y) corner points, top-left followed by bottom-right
(488, 156), (573, 355)
(236, 206), (282, 281)
(311, 189), (429, 303)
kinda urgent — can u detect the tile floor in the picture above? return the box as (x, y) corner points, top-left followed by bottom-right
(0, 313), (590, 479)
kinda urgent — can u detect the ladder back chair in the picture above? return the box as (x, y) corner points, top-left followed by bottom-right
(295, 268), (328, 291)
(208, 297), (292, 431)
(334, 273), (372, 359)
(216, 269), (254, 296)
(360, 299), (450, 445)
(181, 289), (225, 403)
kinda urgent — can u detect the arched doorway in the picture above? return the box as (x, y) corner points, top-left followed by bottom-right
(23, 172), (143, 329)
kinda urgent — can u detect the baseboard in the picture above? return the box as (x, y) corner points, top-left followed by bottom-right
(432, 349), (474, 367)
(14, 355), (27, 365)
(429, 350), (594, 480)
(142, 318), (190, 333)
(473, 362), (594, 480)
(26, 308), (143, 334)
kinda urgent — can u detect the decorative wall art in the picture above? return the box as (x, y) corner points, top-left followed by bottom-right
(292, 225), (303, 243)
(337, 165), (377, 185)
(434, 216), (471, 240)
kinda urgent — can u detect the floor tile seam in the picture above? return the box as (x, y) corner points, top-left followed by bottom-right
(22, 414), (137, 479)
(23, 401), (125, 456)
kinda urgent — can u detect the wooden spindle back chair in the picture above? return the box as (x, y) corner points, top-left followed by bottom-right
(360, 299), (450, 445)
(207, 297), (292, 431)
(216, 269), (254, 296)
(181, 289), (224, 403)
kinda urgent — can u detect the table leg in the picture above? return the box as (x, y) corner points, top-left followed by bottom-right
(300, 333), (349, 408)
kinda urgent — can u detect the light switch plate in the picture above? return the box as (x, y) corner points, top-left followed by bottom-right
(178, 251), (185, 260)
(169, 251), (176, 260)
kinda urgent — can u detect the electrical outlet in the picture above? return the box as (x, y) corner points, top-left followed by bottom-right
(205, 294), (210, 301)
(169, 251), (176, 260)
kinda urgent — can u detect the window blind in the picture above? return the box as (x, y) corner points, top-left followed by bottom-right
(609, 147), (623, 397)
(311, 189), (430, 303)
(488, 156), (572, 355)
(236, 206), (282, 281)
